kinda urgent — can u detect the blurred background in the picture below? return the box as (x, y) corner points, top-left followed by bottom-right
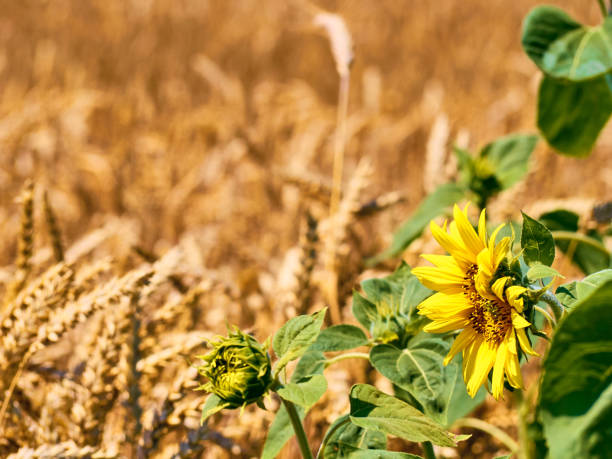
(0, 0), (610, 457)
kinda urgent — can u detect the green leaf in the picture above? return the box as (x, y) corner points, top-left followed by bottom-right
(539, 210), (611, 274)
(200, 394), (230, 424)
(522, 6), (612, 81)
(319, 415), (386, 459)
(277, 374), (327, 409)
(348, 384), (460, 447)
(352, 291), (378, 332)
(369, 334), (483, 426)
(556, 269), (612, 308)
(312, 325), (369, 352)
(261, 403), (305, 459)
(343, 450), (422, 458)
(292, 349), (326, 381)
(521, 212), (555, 266)
(550, 231), (610, 275)
(367, 183), (466, 265)
(539, 280), (612, 459)
(454, 146), (475, 186)
(537, 75), (612, 157)
(526, 263), (563, 282)
(262, 348), (326, 458)
(273, 309), (326, 376)
(479, 134), (539, 189)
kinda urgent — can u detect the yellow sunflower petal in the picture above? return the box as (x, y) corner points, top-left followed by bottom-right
(511, 310), (531, 329)
(418, 293), (472, 319)
(444, 327), (476, 365)
(478, 209), (487, 246)
(492, 338), (509, 400)
(516, 328), (539, 356)
(488, 223), (505, 249)
(466, 341), (497, 397)
(491, 277), (509, 302)
(412, 266), (465, 293)
(453, 204), (485, 256)
(504, 350), (523, 389)
(462, 339), (480, 384)
(423, 316), (470, 333)
(506, 285), (527, 312)
(430, 220), (474, 268)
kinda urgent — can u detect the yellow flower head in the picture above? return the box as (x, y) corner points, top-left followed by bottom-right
(412, 204), (537, 400)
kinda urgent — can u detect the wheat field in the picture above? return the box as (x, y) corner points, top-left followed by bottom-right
(0, 1), (610, 458)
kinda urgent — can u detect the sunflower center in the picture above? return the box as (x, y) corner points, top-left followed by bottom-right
(463, 264), (512, 343)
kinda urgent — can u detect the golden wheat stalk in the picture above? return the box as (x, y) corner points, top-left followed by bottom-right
(42, 190), (64, 263)
(3, 181), (35, 309)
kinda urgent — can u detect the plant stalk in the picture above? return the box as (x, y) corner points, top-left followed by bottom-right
(422, 441), (436, 459)
(324, 352), (370, 368)
(540, 290), (564, 323)
(452, 417), (520, 454)
(597, 0), (607, 17)
(281, 398), (314, 459)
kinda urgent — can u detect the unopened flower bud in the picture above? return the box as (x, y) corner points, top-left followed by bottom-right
(196, 328), (272, 409)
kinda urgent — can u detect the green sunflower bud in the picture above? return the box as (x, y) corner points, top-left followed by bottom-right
(196, 327), (272, 409)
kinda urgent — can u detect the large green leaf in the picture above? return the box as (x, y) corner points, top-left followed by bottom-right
(537, 75), (612, 157)
(368, 183), (466, 265)
(348, 384), (461, 447)
(522, 6), (612, 81)
(539, 209), (611, 274)
(353, 291), (378, 332)
(277, 374), (327, 409)
(556, 269), (612, 308)
(273, 309), (326, 376)
(369, 333), (483, 426)
(480, 134), (539, 189)
(521, 212), (555, 266)
(319, 415), (386, 459)
(539, 280), (612, 459)
(312, 325), (369, 352)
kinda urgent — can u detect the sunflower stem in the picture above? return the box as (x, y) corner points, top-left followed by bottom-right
(534, 305), (555, 328)
(515, 390), (534, 459)
(324, 352), (370, 368)
(540, 291), (564, 323)
(421, 441), (436, 459)
(452, 417), (520, 454)
(281, 397), (314, 459)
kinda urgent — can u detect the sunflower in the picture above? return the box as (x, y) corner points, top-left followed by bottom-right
(412, 204), (537, 400)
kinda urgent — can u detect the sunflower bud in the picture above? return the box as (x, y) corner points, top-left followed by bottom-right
(196, 328), (272, 409)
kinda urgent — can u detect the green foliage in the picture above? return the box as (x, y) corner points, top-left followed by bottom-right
(526, 263), (562, 283)
(539, 280), (612, 459)
(521, 212), (555, 266)
(352, 264), (431, 345)
(196, 328), (272, 411)
(522, 6), (612, 81)
(539, 209), (611, 274)
(312, 325), (369, 352)
(369, 333), (484, 426)
(348, 384), (463, 447)
(537, 75), (612, 156)
(273, 308), (326, 376)
(199, 394), (229, 424)
(455, 134), (539, 208)
(262, 403), (306, 459)
(277, 374), (327, 409)
(521, 5), (612, 156)
(556, 269), (612, 308)
(368, 183), (465, 264)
